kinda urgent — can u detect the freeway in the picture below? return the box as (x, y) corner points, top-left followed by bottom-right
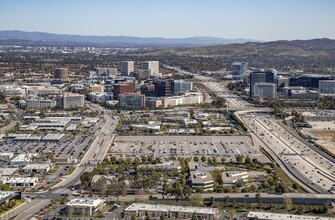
(9, 105), (119, 220)
(193, 74), (335, 194)
(240, 113), (335, 193)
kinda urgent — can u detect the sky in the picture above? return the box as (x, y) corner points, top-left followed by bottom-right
(0, 0), (335, 41)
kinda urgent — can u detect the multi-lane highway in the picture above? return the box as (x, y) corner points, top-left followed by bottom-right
(195, 74), (335, 194)
(240, 113), (335, 193)
(8, 106), (118, 220)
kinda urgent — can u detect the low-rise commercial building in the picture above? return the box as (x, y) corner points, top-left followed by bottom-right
(24, 99), (57, 109)
(124, 203), (219, 220)
(66, 198), (105, 215)
(189, 171), (214, 191)
(246, 211), (334, 220)
(61, 93), (85, 109)
(23, 163), (53, 174)
(10, 153), (38, 167)
(7, 177), (38, 188)
(0, 191), (21, 205)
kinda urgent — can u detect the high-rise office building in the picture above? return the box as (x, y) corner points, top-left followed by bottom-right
(54, 68), (69, 81)
(253, 83), (277, 100)
(172, 80), (193, 94)
(232, 62), (248, 80)
(249, 71), (275, 99)
(96, 67), (118, 76)
(121, 61), (135, 76)
(153, 79), (172, 97)
(112, 82), (136, 100)
(141, 61), (159, 76)
(319, 80), (335, 95)
(61, 93), (85, 109)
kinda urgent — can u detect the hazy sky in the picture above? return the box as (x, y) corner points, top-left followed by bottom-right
(1, 0), (334, 41)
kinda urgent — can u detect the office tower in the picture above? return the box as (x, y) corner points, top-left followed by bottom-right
(62, 93), (85, 109)
(54, 68), (69, 81)
(232, 62), (248, 80)
(249, 71), (275, 99)
(153, 79), (172, 97)
(141, 61), (159, 76)
(319, 80), (335, 95)
(96, 67), (118, 77)
(118, 93), (145, 108)
(112, 82), (136, 100)
(172, 80), (193, 94)
(253, 83), (277, 100)
(121, 61), (134, 76)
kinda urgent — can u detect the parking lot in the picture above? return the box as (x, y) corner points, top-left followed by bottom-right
(112, 135), (269, 162)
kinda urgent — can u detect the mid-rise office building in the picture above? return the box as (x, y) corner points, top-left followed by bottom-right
(153, 79), (172, 97)
(96, 67), (118, 76)
(118, 93), (145, 108)
(112, 82), (135, 100)
(249, 71), (275, 99)
(25, 99), (57, 109)
(141, 61), (159, 76)
(121, 61), (134, 76)
(253, 83), (277, 100)
(61, 93), (85, 109)
(319, 80), (335, 95)
(172, 80), (193, 94)
(89, 84), (104, 93)
(232, 62), (248, 80)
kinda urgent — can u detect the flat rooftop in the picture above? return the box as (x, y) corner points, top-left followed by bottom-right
(125, 203), (218, 215)
(247, 211), (335, 220)
(67, 198), (104, 207)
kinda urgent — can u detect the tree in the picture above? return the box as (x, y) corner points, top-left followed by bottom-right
(229, 209), (236, 220)
(235, 154), (244, 164)
(80, 171), (94, 190)
(189, 194), (204, 207)
(283, 195), (293, 210)
(131, 215), (137, 220)
(201, 155), (206, 162)
(245, 155), (252, 164)
(192, 212), (198, 220)
(255, 193), (261, 204)
(1, 184), (10, 191)
(193, 156), (199, 162)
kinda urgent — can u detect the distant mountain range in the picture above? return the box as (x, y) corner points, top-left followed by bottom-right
(0, 30), (259, 47)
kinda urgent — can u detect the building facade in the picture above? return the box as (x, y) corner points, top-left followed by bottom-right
(249, 71), (275, 99)
(319, 80), (335, 95)
(121, 61), (135, 76)
(112, 82), (136, 100)
(118, 93), (145, 108)
(141, 61), (159, 76)
(253, 83), (277, 100)
(24, 99), (57, 109)
(172, 80), (193, 94)
(232, 62), (248, 80)
(62, 93), (85, 109)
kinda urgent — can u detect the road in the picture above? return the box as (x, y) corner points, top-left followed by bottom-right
(10, 105), (119, 220)
(193, 74), (335, 194)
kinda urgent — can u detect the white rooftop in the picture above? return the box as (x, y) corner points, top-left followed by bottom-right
(125, 203), (218, 215)
(67, 198), (105, 207)
(247, 211), (335, 220)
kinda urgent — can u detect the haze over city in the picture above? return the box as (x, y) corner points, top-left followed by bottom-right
(1, 0), (335, 41)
